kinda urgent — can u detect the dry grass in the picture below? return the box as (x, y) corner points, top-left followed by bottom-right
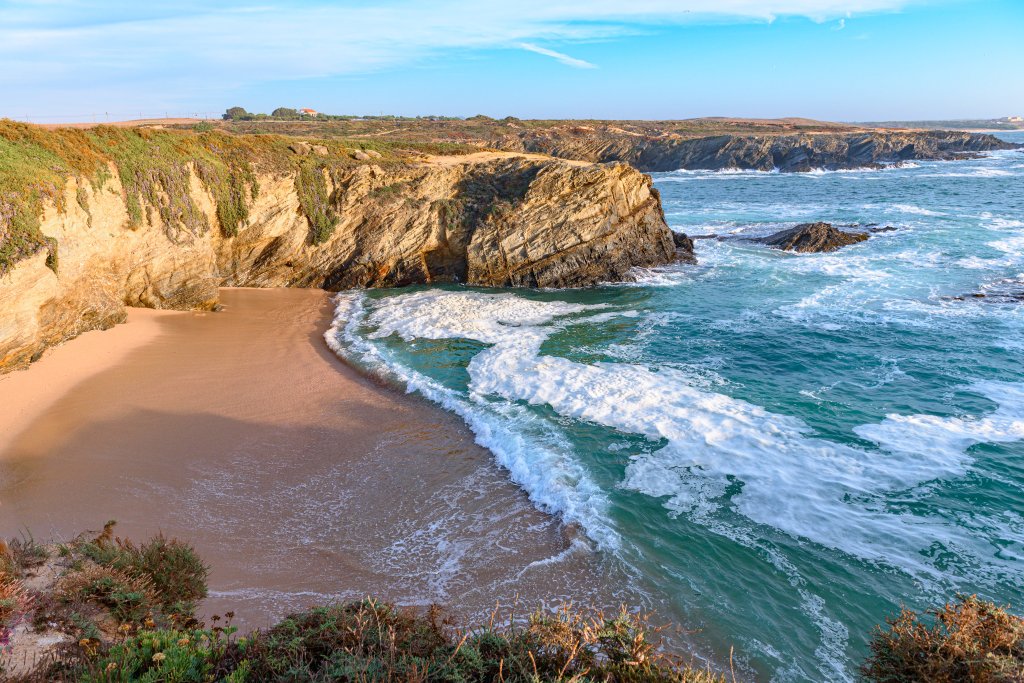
(35, 600), (727, 683)
(862, 595), (1024, 682)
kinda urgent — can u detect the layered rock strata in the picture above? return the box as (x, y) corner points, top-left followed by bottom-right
(0, 152), (684, 372)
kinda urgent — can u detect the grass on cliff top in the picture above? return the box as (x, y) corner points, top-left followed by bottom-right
(0, 120), (106, 274)
(0, 119), (479, 274)
(202, 115), (864, 146)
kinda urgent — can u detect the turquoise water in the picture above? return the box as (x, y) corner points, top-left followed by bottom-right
(327, 133), (1024, 681)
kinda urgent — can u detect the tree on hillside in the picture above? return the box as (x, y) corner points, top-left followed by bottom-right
(272, 107), (299, 119)
(223, 106), (250, 120)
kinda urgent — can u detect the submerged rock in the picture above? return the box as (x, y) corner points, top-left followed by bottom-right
(758, 222), (869, 253)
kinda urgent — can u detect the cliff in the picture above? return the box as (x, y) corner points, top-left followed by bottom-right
(0, 124), (682, 372)
(492, 129), (1020, 172)
(211, 117), (1021, 173)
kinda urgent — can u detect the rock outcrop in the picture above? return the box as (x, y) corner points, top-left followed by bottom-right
(493, 130), (1020, 172)
(0, 150), (684, 372)
(757, 223), (868, 253)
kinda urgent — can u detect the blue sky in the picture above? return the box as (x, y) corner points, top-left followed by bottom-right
(1, 0), (1021, 122)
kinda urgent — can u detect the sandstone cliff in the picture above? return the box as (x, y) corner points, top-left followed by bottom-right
(491, 129), (1019, 172)
(0, 125), (683, 372)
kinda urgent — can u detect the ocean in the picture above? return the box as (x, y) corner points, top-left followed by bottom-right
(326, 132), (1024, 681)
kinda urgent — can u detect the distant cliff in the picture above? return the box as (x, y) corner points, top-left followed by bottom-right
(206, 117), (1022, 174)
(493, 129), (1019, 172)
(0, 123), (684, 372)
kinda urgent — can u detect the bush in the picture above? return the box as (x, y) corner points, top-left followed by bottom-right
(0, 533), (49, 578)
(295, 161), (338, 244)
(223, 107), (250, 121)
(81, 523), (209, 614)
(862, 595), (1024, 682)
(47, 601), (724, 682)
(271, 107), (299, 119)
(56, 565), (159, 625)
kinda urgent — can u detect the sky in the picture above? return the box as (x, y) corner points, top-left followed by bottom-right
(0, 0), (1021, 122)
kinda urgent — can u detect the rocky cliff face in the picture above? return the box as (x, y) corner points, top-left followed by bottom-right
(493, 130), (1019, 172)
(0, 151), (682, 372)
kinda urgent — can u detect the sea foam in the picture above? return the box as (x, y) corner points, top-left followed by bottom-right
(332, 289), (1024, 580)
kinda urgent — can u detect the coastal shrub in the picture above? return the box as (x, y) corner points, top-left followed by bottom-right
(0, 575), (30, 630)
(295, 160), (338, 244)
(41, 600), (724, 682)
(1, 575), (31, 669)
(80, 523), (208, 614)
(194, 157), (258, 238)
(0, 533), (49, 578)
(861, 595), (1024, 682)
(0, 120), (102, 274)
(62, 625), (239, 683)
(56, 564), (159, 625)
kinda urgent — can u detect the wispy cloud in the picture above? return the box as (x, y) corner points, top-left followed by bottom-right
(0, 0), (921, 116)
(833, 18), (847, 30)
(517, 42), (597, 69)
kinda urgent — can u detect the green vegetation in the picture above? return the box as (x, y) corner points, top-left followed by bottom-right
(8, 526), (1024, 681)
(42, 601), (725, 683)
(80, 522), (208, 613)
(85, 126), (268, 241)
(0, 120), (102, 274)
(0, 119), (478, 275)
(222, 107), (251, 121)
(295, 160), (338, 244)
(3, 527), (724, 682)
(199, 114), (863, 148)
(862, 595), (1024, 682)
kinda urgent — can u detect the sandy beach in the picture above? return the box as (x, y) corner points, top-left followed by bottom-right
(0, 287), (628, 630)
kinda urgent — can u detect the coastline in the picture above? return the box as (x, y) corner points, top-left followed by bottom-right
(0, 287), (633, 633)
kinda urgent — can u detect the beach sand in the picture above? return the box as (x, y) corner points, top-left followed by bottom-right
(0, 288), (629, 630)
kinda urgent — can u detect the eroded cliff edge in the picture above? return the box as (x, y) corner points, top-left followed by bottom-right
(214, 118), (1020, 173)
(0, 124), (683, 372)
(494, 128), (1020, 172)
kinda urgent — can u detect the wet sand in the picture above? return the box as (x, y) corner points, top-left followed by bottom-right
(0, 288), (628, 630)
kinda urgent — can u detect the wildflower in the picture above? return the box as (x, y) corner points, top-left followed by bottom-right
(79, 638), (90, 647)
(152, 652), (166, 663)
(106, 662), (118, 672)
(178, 637), (190, 646)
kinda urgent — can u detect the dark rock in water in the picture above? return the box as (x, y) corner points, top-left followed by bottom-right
(671, 230), (697, 263)
(758, 222), (869, 253)
(690, 234), (719, 240)
(948, 291), (1024, 303)
(672, 230), (695, 250)
(945, 275), (1024, 303)
(871, 225), (898, 233)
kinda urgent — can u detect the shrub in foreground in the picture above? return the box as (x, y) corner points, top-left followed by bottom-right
(47, 601), (725, 682)
(81, 522), (209, 613)
(861, 595), (1024, 682)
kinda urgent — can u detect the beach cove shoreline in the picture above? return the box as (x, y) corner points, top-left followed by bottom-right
(0, 287), (679, 661)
